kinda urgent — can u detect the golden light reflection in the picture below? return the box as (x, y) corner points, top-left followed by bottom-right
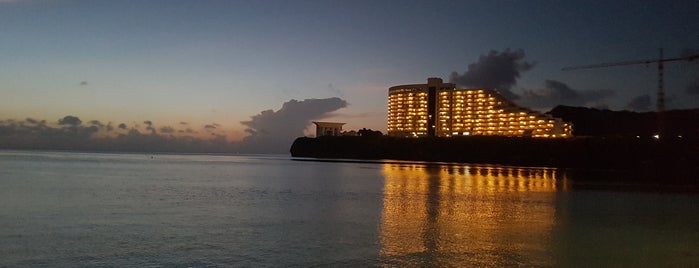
(379, 164), (568, 267)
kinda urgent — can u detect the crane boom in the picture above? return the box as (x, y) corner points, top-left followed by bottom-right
(561, 50), (698, 137)
(561, 51), (698, 111)
(561, 54), (698, 71)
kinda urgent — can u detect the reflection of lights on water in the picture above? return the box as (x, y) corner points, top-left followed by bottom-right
(379, 164), (566, 266)
(639, 134), (682, 139)
(383, 165), (567, 193)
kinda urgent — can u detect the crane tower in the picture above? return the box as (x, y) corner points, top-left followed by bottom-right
(562, 49), (698, 112)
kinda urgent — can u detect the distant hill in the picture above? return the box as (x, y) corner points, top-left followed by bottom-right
(547, 106), (699, 137)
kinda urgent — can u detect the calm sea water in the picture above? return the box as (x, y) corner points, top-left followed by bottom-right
(1, 150), (698, 267)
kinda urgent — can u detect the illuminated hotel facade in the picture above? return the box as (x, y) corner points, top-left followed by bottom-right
(388, 78), (572, 138)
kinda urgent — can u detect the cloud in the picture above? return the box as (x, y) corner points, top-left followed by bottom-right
(58, 115), (82, 126)
(542, 80), (579, 100)
(626, 94), (652, 111)
(0, 98), (348, 154)
(80, 81), (88, 86)
(238, 97), (348, 153)
(204, 123), (220, 130)
(160, 126), (175, 134)
(143, 120), (156, 134)
(87, 120), (114, 132)
(449, 48), (534, 99)
(520, 80), (615, 110)
(0, 117), (99, 150)
(25, 118), (41, 125)
(0, 116), (233, 152)
(88, 120), (104, 127)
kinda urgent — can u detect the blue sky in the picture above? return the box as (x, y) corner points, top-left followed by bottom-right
(1, 0), (697, 140)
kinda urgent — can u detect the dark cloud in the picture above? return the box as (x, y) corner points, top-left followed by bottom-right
(543, 80), (579, 100)
(179, 122), (188, 125)
(25, 118), (40, 124)
(80, 81), (88, 86)
(88, 120), (104, 127)
(626, 94), (652, 111)
(0, 116), (232, 153)
(1, 98), (348, 154)
(143, 120), (156, 134)
(1, 116), (98, 150)
(449, 48), (534, 99)
(204, 123), (220, 130)
(58, 116), (82, 126)
(238, 97), (348, 153)
(520, 80), (614, 110)
(160, 126), (175, 134)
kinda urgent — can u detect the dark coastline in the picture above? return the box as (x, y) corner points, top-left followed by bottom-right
(290, 135), (699, 187)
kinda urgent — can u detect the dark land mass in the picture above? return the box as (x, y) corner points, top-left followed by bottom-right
(290, 107), (699, 186)
(548, 105), (699, 137)
(290, 135), (698, 169)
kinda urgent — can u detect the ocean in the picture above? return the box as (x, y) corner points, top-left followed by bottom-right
(1, 150), (698, 267)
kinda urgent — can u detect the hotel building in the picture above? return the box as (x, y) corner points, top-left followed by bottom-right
(313, 121), (345, 137)
(388, 78), (572, 138)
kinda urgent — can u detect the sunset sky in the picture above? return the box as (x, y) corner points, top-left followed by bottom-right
(1, 0), (697, 143)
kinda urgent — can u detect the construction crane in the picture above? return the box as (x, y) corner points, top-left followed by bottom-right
(562, 49), (699, 113)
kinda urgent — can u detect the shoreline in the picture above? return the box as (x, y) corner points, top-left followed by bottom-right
(290, 135), (699, 175)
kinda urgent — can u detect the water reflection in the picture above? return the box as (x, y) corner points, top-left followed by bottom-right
(379, 164), (567, 267)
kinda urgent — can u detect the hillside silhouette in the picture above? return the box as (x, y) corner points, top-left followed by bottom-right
(548, 106), (699, 137)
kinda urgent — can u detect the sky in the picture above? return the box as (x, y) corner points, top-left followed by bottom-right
(1, 0), (697, 152)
